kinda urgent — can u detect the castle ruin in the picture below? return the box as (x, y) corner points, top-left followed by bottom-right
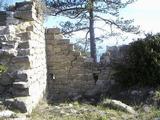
(0, 1), (96, 113)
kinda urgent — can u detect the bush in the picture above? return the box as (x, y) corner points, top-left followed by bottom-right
(0, 64), (7, 75)
(113, 33), (160, 87)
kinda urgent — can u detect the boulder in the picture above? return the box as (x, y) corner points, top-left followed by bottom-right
(0, 110), (15, 118)
(102, 99), (137, 115)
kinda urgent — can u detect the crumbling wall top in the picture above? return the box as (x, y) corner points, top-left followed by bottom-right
(0, 1), (42, 26)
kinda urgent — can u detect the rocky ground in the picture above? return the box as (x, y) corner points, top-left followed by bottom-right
(31, 101), (134, 120)
(30, 100), (160, 120)
(0, 99), (160, 120)
(0, 86), (160, 120)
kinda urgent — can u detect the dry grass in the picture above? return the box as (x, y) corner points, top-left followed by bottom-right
(30, 100), (160, 120)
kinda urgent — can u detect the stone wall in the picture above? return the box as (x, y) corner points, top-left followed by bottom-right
(0, 0), (97, 113)
(98, 45), (129, 90)
(0, 1), (47, 113)
(0, 0), (134, 113)
(45, 28), (95, 101)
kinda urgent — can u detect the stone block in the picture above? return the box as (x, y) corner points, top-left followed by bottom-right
(0, 35), (7, 42)
(0, 49), (17, 57)
(0, 26), (7, 34)
(16, 72), (28, 80)
(16, 1), (34, 11)
(14, 10), (37, 21)
(45, 34), (54, 40)
(0, 11), (7, 26)
(17, 32), (31, 41)
(0, 85), (5, 94)
(4, 97), (29, 113)
(0, 73), (14, 85)
(5, 93), (44, 113)
(13, 82), (29, 89)
(12, 56), (30, 63)
(11, 88), (29, 97)
(10, 63), (30, 72)
(1, 41), (16, 49)
(67, 44), (75, 51)
(46, 28), (60, 34)
(26, 25), (42, 33)
(54, 34), (63, 39)
(17, 49), (30, 56)
(0, 22), (6, 26)
(56, 39), (70, 45)
(18, 42), (29, 49)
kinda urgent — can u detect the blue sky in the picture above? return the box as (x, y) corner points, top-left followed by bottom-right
(121, 0), (160, 34)
(5, 0), (24, 4)
(44, 0), (160, 47)
(7, 0), (160, 34)
(5, 0), (160, 54)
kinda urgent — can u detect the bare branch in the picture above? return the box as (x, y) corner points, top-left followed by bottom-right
(62, 27), (89, 35)
(94, 15), (139, 33)
(84, 30), (90, 52)
(49, 7), (86, 16)
(95, 15), (121, 29)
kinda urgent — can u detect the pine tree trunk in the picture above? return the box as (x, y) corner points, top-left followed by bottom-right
(89, 0), (97, 62)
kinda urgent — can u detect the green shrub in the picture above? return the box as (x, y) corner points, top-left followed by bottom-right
(0, 64), (7, 74)
(113, 33), (160, 87)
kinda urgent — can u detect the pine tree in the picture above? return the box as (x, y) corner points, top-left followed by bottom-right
(46, 0), (139, 62)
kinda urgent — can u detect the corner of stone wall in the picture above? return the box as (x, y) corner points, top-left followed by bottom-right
(45, 28), (95, 101)
(0, 1), (47, 113)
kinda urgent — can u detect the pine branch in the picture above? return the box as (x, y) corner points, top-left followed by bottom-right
(62, 27), (89, 35)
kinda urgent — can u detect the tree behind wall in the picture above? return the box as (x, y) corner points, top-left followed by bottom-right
(0, 0), (3, 9)
(113, 33), (160, 87)
(46, 0), (139, 62)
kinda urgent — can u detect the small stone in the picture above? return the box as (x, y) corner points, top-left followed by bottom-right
(13, 82), (29, 89)
(154, 118), (160, 120)
(64, 113), (70, 116)
(72, 95), (82, 101)
(102, 99), (137, 115)
(0, 35), (7, 41)
(131, 90), (139, 95)
(143, 105), (151, 113)
(68, 104), (73, 107)
(98, 111), (106, 117)
(54, 106), (61, 109)
(149, 90), (154, 95)
(0, 110), (15, 118)
(60, 110), (65, 114)
(12, 113), (27, 120)
(70, 109), (77, 114)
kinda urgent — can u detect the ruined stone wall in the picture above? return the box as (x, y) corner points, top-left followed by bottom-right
(45, 28), (95, 101)
(0, 1), (47, 113)
(0, 0), (97, 113)
(99, 45), (129, 82)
